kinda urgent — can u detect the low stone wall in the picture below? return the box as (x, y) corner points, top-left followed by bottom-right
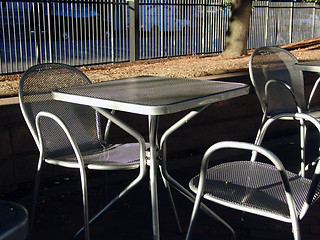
(1, 71), (319, 190)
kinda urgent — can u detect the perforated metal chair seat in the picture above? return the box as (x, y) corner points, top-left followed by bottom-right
(19, 63), (147, 240)
(308, 110), (320, 119)
(249, 46), (320, 177)
(0, 200), (28, 240)
(46, 143), (141, 170)
(189, 161), (316, 222)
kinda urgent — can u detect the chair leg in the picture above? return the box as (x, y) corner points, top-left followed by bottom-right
(299, 120), (306, 177)
(102, 171), (108, 204)
(255, 118), (307, 176)
(185, 193), (236, 240)
(161, 166), (235, 239)
(240, 212), (246, 240)
(79, 168), (90, 240)
(159, 166), (182, 233)
(30, 159), (90, 240)
(73, 173), (144, 239)
(185, 193), (202, 240)
(28, 161), (43, 240)
(251, 123), (265, 161)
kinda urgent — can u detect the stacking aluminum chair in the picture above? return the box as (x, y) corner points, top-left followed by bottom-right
(249, 46), (320, 177)
(19, 63), (146, 240)
(186, 113), (320, 240)
(0, 200), (28, 240)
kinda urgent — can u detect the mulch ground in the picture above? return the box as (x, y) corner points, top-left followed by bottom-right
(1, 37), (320, 97)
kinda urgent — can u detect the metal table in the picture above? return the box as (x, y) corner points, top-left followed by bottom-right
(294, 61), (320, 109)
(293, 60), (320, 73)
(52, 75), (249, 240)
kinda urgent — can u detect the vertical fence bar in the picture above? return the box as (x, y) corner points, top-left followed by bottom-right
(10, 2), (17, 72)
(201, 0), (205, 54)
(312, 3), (315, 39)
(265, 1), (269, 47)
(290, 2), (293, 44)
(16, 2), (22, 71)
(2, 0), (320, 74)
(6, 2), (13, 73)
(110, 1), (115, 63)
(0, 3), (5, 73)
(129, 0), (140, 61)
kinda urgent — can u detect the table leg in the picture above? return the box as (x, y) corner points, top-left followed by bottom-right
(149, 115), (160, 240)
(159, 106), (235, 237)
(160, 106), (206, 201)
(307, 76), (320, 109)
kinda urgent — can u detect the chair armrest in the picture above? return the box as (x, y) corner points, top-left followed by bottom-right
(103, 109), (116, 144)
(92, 107), (147, 168)
(197, 141), (300, 240)
(307, 77), (320, 109)
(265, 79), (302, 113)
(35, 111), (85, 169)
(256, 112), (320, 147)
(201, 141), (286, 177)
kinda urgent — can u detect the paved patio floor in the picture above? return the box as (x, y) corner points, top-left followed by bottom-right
(2, 132), (320, 240)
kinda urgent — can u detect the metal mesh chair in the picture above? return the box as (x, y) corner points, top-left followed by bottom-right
(249, 46), (320, 177)
(19, 63), (146, 240)
(186, 113), (320, 240)
(0, 200), (28, 240)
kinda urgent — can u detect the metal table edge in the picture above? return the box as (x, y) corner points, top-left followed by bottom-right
(52, 84), (249, 116)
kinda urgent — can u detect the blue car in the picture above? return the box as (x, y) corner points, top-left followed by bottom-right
(29, 2), (112, 40)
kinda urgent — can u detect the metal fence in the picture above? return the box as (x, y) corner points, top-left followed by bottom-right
(1, 0), (320, 75)
(249, 1), (320, 49)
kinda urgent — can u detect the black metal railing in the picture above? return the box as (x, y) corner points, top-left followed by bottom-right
(0, 0), (319, 74)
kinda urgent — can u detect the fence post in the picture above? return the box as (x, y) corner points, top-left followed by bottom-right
(128, 0), (140, 61)
(202, 1), (206, 54)
(312, 3), (316, 39)
(265, 1), (269, 47)
(290, 2), (293, 44)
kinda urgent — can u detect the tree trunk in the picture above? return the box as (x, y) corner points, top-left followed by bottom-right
(222, 0), (252, 57)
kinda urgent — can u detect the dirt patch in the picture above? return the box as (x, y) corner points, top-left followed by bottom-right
(2, 37), (320, 97)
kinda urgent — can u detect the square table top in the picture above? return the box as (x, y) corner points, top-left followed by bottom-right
(52, 76), (249, 115)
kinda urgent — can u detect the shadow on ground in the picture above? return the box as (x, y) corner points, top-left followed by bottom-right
(2, 131), (320, 240)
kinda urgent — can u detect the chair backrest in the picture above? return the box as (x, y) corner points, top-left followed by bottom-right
(19, 63), (104, 158)
(249, 46), (306, 116)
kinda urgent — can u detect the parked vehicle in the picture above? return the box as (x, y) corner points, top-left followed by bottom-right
(140, 5), (191, 36)
(0, 1), (31, 40)
(29, 2), (112, 40)
(295, 13), (320, 27)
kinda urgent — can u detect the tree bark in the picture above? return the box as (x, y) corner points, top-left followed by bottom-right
(222, 0), (252, 57)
